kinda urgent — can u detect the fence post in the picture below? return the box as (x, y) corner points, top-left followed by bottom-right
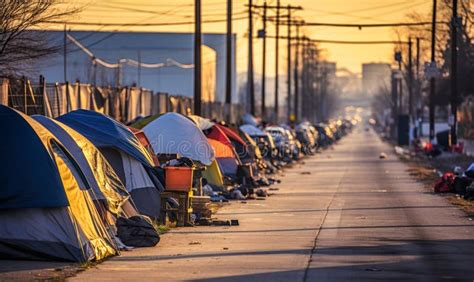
(22, 76), (27, 115)
(55, 82), (61, 117)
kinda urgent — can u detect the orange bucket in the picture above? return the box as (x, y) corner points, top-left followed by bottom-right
(165, 167), (194, 192)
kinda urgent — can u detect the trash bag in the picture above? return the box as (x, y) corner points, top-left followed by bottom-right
(434, 172), (455, 193)
(465, 184), (474, 200)
(454, 176), (472, 195)
(116, 215), (160, 247)
(465, 163), (474, 178)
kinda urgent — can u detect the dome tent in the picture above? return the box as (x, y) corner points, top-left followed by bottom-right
(142, 112), (215, 166)
(33, 115), (137, 219)
(0, 105), (117, 262)
(57, 110), (163, 220)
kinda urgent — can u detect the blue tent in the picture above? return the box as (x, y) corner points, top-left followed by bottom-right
(57, 110), (154, 167)
(0, 105), (117, 262)
(57, 110), (164, 219)
(33, 115), (130, 215)
(0, 106), (67, 209)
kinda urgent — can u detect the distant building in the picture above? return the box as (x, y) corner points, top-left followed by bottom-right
(362, 63), (391, 96)
(320, 61), (336, 79)
(33, 31), (237, 102)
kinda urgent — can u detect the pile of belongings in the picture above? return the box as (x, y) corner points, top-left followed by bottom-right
(433, 163), (474, 199)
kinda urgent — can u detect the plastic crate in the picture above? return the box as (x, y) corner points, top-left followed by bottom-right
(165, 166), (193, 192)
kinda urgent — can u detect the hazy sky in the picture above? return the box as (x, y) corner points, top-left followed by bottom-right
(51, 0), (433, 75)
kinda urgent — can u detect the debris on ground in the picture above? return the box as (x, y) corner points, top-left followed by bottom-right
(379, 152), (387, 159)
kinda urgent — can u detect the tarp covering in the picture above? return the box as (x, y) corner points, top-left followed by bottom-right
(33, 115), (129, 215)
(240, 124), (267, 137)
(0, 105), (68, 209)
(57, 110), (154, 167)
(142, 112), (215, 165)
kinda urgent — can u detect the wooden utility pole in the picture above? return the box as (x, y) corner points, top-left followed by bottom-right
(274, 0), (280, 122)
(194, 0), (202, 115)
(226, 0), (232, 121)
(408, 38), (413, 119)
(286, 6), (292, 122)
(416, 37), (420, 124)
(248, 0), (255, 116)
(429, 0), (437, 140)
(250, 3), (302, 122)
(261, 2), (267, 119)
(294, 25), (300, 122)
(450, 0), (458, 145)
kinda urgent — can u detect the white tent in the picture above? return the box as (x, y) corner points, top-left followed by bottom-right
(142, 113), (215, 165)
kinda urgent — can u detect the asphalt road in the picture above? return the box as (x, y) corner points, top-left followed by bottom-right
(67, 126), (473, 281)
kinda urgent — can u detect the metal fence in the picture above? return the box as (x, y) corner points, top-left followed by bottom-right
(0, 77), (244, 124)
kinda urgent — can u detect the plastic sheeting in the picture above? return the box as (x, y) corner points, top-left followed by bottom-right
(142, 112), (215, 165)
(57, 110), (154, 167)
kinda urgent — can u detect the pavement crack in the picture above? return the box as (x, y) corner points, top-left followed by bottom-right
(302, 141), (354, 282)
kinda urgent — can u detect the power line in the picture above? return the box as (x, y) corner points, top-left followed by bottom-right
(264, 36), (413, 44)
(277, 21), (448, 28)
(45, 15), (248, 27)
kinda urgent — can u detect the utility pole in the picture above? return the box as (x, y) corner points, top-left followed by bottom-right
(248, 0), (255, 116)
(294, 25), (300, 122)
(408, 38), (413, 120)
(398, 54), (403, 115)
(450, 0), (458, 145)
(194, 0), (202, 116)
(286, 6), (292, 122)
(429, 0), (437, 140)
(63, 24), (67, 82)
(415, 37), (421, 138)
(274, 0), (280, 122)
(250, 3), (302, 122)
(415, 37), (422, 119)
(226, 0), (232, 121)
(261, 2), (267, 120)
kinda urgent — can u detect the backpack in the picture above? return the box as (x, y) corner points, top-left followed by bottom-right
(116, 215), (160, 247)
(434, 172), (455, 193)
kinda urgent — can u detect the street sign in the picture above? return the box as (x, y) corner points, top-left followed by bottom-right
(424, 61), (440, 79)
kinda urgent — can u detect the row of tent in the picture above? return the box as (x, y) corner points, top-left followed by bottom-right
(0, 104), (356, 263)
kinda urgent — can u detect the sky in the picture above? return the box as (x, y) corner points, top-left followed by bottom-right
(49, 0), (434, 75)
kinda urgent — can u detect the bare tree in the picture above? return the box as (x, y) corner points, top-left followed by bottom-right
(0, 0), (76, 75)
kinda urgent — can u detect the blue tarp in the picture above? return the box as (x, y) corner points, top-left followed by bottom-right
(57, 110), (153, 167)
(0, 105), (69, 209)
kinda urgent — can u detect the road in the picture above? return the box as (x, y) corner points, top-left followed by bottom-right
(68, 126), (472, 281)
